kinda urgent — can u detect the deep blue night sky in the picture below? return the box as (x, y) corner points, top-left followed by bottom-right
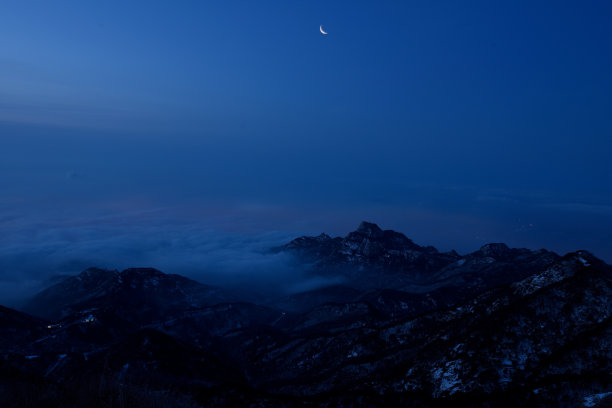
(1, 1), (612, 304)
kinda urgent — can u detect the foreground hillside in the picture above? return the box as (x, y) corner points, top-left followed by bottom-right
(1, 222), (611, 407)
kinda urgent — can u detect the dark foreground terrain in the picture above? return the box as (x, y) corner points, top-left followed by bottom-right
(1, 222), (611, 407)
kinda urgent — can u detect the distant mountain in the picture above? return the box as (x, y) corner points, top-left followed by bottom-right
(281, 222), (559, 286)
(23, 267), (231, 321)
(280, 222), (460, 282)
(1, 222), (611, 407)
(14, 267), (281, 357)
(275, 221), (559, 315)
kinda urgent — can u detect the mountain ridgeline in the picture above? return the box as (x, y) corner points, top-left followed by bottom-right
(1, 222), (611, 407)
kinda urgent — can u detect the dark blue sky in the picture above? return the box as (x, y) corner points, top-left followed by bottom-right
(1, 1), (612, 301)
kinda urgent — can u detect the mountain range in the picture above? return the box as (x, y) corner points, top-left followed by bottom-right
(1, 222), (611, 407)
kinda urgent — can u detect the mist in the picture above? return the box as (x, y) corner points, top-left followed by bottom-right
(2, 123), (612, 307)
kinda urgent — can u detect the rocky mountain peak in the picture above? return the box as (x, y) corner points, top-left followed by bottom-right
(122, 267), (163, 274)
(478, 243), (511, 259)
(354, 221), (384, 238)
(3, 223), (611, 407)
(120, 267), (166, 280)
(346, 222), (417, 249)
(80, 267), (114, 277)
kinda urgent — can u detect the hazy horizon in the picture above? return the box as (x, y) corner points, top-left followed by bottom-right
(2, 1), (612, 306)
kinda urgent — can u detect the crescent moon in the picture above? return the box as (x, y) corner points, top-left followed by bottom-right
(320, 25), (328, 35)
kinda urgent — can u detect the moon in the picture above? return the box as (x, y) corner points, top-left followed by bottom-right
(320, 25), (328, 35)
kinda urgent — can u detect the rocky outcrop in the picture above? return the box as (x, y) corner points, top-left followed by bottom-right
(1, 224), (610, 407)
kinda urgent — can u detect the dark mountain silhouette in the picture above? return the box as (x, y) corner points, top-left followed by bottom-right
(1, 222), (611, 407)
(23, 267), (232, 321)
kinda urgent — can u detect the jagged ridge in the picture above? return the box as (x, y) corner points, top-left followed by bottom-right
(1, 222), (611, 407)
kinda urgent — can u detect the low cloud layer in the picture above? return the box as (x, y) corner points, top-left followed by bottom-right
(2, 184), (612, 308)
(0, 210), (322, 307)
